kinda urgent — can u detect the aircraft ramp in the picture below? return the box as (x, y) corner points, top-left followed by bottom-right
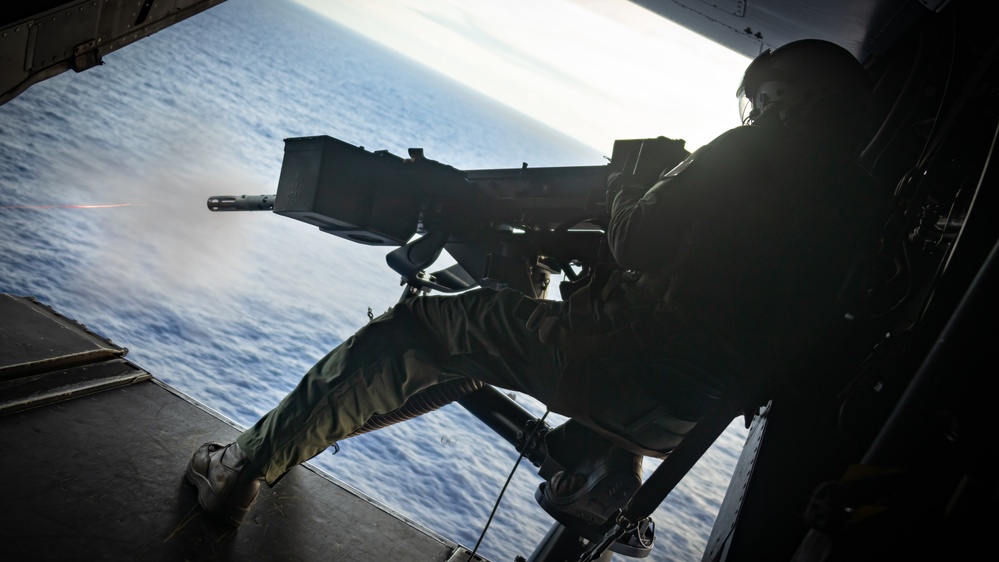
(0, 293), (480, 561)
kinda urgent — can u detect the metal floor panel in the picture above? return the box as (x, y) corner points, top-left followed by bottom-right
(0, 294), (127, 380)
(0, 293), (464, 561)
(0, 378), (460, 561)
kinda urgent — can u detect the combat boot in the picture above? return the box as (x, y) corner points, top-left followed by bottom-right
(536, 421), (644, 527)
(540, 445), (643, 527)
(186, 441), (264, 523)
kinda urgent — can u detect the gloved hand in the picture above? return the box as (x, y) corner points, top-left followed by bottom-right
(606, 171), (651, 211)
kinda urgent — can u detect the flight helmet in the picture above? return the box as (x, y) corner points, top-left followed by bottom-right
(737, 39), (871, 144)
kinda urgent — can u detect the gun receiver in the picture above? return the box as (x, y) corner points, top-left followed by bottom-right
(208, 135), (688, 299)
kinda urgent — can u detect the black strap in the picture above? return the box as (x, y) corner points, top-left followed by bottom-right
(578, 393), (749, 562)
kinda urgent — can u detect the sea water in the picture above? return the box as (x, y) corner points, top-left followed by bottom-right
(0, 0), (748, 559)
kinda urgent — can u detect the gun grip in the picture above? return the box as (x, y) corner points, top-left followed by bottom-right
(386, 230), (448, 279)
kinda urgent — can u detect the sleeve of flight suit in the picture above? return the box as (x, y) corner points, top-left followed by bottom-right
(606, 141), (716, 272)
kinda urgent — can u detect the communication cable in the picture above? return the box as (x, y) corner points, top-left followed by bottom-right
(467, 409), (551, 562)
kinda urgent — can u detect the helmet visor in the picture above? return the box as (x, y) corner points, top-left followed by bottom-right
(737, 48), (774, 125)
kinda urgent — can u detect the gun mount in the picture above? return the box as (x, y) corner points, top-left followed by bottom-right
(209, 134), (688, 300)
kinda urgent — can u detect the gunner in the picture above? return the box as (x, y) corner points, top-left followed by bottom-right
(185, 39), (883, 526)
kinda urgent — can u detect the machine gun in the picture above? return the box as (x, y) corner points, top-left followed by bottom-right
(208, 134), (688, 300)
(207, 134), (689, 561)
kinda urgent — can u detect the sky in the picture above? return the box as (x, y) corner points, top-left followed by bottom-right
(291, 0), (750, 153)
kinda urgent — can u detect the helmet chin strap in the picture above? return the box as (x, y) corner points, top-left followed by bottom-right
(749, 104), (785, 127)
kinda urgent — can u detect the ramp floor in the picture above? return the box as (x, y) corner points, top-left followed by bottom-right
(0, 294), (469, 561)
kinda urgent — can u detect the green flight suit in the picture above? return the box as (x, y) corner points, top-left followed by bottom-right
(238, 287), (567, 484)
(237, 118), (881, 485)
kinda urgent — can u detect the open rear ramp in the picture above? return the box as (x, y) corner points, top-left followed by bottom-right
(0, 294), (474, 561)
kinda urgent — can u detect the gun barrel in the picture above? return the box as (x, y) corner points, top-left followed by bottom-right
(207, 194), (276, 212)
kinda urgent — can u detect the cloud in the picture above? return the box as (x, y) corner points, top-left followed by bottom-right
(291, 0), (749, 151)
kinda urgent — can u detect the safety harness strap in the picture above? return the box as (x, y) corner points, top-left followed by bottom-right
(577, 393), (748, 561)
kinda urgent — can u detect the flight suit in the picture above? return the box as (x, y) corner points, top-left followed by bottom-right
(236, 119), (881, 484)
(237, 287), (568, 483)
(552, 121), (881, 455)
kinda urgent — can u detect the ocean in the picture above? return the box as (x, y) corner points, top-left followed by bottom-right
(0, 0), (748, 560)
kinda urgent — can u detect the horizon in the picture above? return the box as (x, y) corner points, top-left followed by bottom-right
(290, 0), (750, 153)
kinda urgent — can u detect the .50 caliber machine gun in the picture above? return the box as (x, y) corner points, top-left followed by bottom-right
(207, 134), (689, 561)
(208, 134), (688, 300)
